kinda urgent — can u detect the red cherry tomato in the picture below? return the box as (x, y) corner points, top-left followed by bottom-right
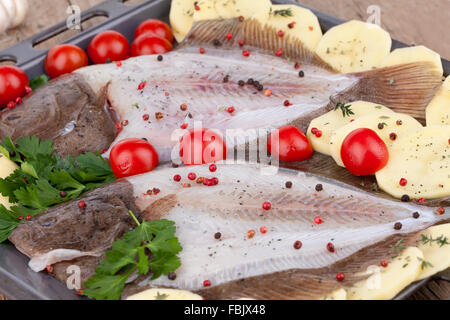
(341, 128), (389, 176)
(268, 125), (313, 162)
(134, 19), (174, 43)
(87, 30), (130, 64)
(44, 44), (88, 78)
(0, 66), (29, 108)
(180, 128), (227, 165)
(110, 138), (159, 178)
(131, 35), (173, 57)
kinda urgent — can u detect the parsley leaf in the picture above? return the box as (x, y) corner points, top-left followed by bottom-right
(0, 136), (116, 243)
(83, 212), (182, 300)
(29, 74), (49, 91)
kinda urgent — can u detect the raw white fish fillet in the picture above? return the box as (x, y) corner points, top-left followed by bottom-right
(125, 164), (449, 294)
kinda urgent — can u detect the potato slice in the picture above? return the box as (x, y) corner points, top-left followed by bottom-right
(319, 288), (347, 300)
(416, 224), (450, 280)
(307, 101), (393, 155)
(0, 154), (18, 209)
(316, 20), (392, 73)
(375, 126), (450, 199)
(231, 0), (271, 19)
(426, 76), (450, 126)
(126, 288), (203, 300)
(215, 0), (236, 19)
(193, 0), (220, 22)
(347, 247), (423, 300)
(254, 4), (322, 51)
(381, 46), (443, 76)
(329, 112), (423, 167)
(170, 0), (196, 43)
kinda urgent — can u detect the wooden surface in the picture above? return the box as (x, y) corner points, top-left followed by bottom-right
(0, 0), (449, 300)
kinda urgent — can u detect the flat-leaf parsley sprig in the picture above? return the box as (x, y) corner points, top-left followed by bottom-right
(0, 136), (116, 242)
(83, 211), (182, 300)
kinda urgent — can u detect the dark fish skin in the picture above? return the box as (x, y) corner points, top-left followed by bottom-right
(9, 180), (140, 283)
(0, 73), (116, 157)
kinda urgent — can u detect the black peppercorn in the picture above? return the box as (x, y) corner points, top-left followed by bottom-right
(315, 184), (323, 192)
(247, 78), (254, 85)
(394, 222), (402, 230)
(238, 80), (245, 86)
(401, 194), (410, 202)
(168, 272), (177, 280)
(299, 70), (305, 77)
(214, 232), (222, 239)
(285, 181), (293, 188)
(157, 55), (163, 61)
(412, 212), (420, 219)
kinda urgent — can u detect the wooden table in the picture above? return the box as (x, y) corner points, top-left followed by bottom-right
(0, 0), (448, 300)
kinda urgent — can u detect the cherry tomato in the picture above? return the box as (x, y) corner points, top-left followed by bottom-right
(110, 138), (159, 178)
(268, 125), (313, 162)
(87, 30), (130, 64)
(180, 128), (227, 165)
(44, 44), (88, 78)
(134, 19), (174, 43)
(341, 128), (389, 176)
(0, 66), (29, 108)
(131, 35), (173, 57)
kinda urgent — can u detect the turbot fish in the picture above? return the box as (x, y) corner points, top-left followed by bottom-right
(0, 19), (441, 160)
(9, 164), (449, 299)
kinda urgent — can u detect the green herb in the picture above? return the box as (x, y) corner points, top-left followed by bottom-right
(0, 136), (116, 243)
(133, 103), (140, 109)
(371, 183), (379, 192)
(334, 102), (355, 117)
(272, 8), (293, 17)
(391, 239), (404, 258)
(155, 292), (169, 300)
(83, 211), (182, 300)
(420, 234), (450, 247)
(417, 257), (434, 270)
(29, 74), (49, 90)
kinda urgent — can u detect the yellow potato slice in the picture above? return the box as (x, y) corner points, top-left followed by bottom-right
(416, 223), (450, 280)
(329, 112), (423, 167)
(307, 101), (393, 155)
(375, 126), (450, 199)
(170, 0), (196, 43)
(426, 76), (450, 126)
(347, 247), (423, 300)
(126, 288), (203, 300)
(193, 0), (220, 22)
(254, 4), (322, 51)
(316, 20), (392, 73)
(381, 45), (443, 76)
(0, 154), (18, 209)
(319, 288), (347, 300)
(215, 0), (236, 19)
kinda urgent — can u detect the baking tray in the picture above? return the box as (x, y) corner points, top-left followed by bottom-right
(0, 0), (448, 300)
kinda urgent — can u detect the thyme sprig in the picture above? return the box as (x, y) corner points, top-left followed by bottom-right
(391, 239), (405, 258)
(421, 234), (450, 247)
(334, 102), (355, 117)
(417, 257), (434, 270)
(272, 8), (293, 17)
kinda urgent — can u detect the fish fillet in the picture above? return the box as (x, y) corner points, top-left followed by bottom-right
(9, 165), (449, 299)
(0, 19), (441, 161)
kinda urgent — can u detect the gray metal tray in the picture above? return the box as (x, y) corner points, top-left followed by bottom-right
(0, 0), (448, 300)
